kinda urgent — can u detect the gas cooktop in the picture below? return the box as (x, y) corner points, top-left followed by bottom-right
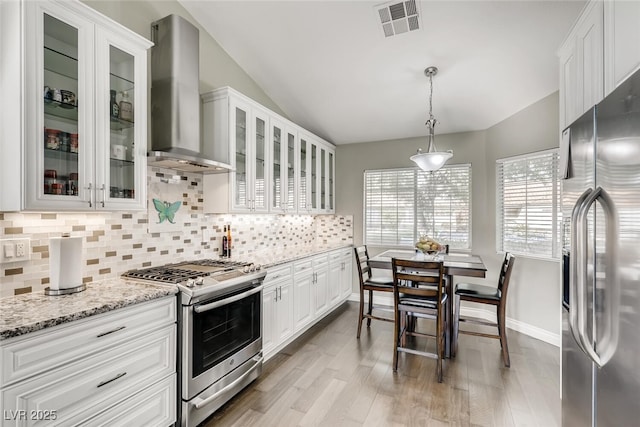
(122, 259), (266, 304)
(121, 259), (254, 284)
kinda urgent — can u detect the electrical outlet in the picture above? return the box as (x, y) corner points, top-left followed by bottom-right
(16, 242), (26, 257)
(0, 238), (30, 264)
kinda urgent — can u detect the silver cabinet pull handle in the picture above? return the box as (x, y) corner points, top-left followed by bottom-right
(96, 326), (126, 338)
(85, 182), (93, 207)
(100, 184), (106, 207)
(97, 372), (126, 388)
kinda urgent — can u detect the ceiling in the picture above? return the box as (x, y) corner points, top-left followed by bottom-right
(180, 0), (585, 145)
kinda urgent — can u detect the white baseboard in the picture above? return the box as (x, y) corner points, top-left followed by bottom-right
(347, 292), (560, 347)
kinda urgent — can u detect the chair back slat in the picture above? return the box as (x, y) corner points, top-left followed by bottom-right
(391, 258), (444, 300)
(354, 245), (373, 285)
(497, 252), (516, 296)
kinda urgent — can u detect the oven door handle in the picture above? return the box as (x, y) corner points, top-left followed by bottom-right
(194, 285), (264, 314)
(192, 354), (264, 409)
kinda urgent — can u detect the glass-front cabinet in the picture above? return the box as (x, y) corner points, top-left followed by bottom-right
(22, 1), (151, 211)
(229, 97), (269, 213)
(269, 119), (297, 213)
(202, 87), (335, 215)
(298, 134), (334, 214)
(285, 127), (297, 212)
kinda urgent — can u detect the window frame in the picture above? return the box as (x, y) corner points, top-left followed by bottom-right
(362, 164), (472, 250)
(496, 149), (560, 261)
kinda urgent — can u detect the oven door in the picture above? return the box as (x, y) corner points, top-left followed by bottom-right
(183, 284), (263, 400)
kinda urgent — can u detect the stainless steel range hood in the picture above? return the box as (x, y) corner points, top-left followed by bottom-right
(148, 15), (231, 174)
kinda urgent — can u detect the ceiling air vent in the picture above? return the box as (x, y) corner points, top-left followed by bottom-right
(375, 0), (421, 38)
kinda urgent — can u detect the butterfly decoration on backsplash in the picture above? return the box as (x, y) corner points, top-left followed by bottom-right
(153, 199), (182, 224)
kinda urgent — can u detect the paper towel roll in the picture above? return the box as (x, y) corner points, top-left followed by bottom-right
(49, 236), (82, 290)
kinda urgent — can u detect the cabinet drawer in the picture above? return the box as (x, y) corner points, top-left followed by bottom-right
(1, 324), (176, 427)
(80, 375), (176, 427)
(1, 296), (176, 386)
(329, 251), (342, 262)
(264, 264), (293, 285)
(313, 254), (329, 268)
(294, 260), (313, 274)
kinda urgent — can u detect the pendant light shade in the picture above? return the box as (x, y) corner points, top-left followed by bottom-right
(411, 66), (453, 172)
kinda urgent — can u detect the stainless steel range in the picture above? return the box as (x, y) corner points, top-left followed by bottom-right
(122, 258), (266, 427)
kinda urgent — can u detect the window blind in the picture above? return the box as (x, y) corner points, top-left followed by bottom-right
(364, 165), (471, 249)
(496, 150), (560, 259)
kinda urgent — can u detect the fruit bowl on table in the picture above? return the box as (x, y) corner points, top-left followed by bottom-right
(415, 237), (443, 257)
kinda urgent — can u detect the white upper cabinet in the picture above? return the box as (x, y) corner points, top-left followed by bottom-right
(559, 0), (640, 129)
(230, 98), (270, 213)
(0, 0), (151, 211)
(203, 87), (335, 214)
(558, 0), (604, 130)
(604, 0), (640, 94)
(297, 133), (335, 214)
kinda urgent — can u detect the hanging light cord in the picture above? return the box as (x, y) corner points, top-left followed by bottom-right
(425, 70), (438, 152)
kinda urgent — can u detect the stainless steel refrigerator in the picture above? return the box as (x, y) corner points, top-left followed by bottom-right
(561, 67), (640, 426)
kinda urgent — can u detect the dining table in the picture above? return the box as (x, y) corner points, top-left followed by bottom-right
(368, 249), (487, 358)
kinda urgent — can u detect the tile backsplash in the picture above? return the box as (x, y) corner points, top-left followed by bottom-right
(0, 168), (353, 297)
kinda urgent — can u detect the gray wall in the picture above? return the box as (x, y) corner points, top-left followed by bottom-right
(82, 0), (286, 115)
(337, 92), (561, 338)
(484, 91), (561, 336)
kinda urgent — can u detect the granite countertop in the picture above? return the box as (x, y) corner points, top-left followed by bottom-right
(0, 279), (178, 341)
(234, 243), (353, 269)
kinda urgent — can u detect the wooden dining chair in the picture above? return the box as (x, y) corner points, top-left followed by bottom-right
(452, 252), (516, 367)
(391, 258), (447, 382)
(354, 246), (395, 338)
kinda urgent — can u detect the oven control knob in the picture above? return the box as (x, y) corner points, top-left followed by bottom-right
(185, 279), (195, 288)
(255, 264), (262, 271)
(195, 277), (204, 286)
(243, 266), (250, 274)
(249, 264), (256, 272)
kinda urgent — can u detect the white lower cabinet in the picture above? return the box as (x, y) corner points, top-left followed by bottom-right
(0, 296), (177, 427)
(265, 248), (352, 361)
(340, 248), (354, 299)
(293, 259), (314, 331)
(262, 264), (294, 359)
(312, 256), (329, 317)
(81, 375), (176, 427)
(330, 248), (354, 304)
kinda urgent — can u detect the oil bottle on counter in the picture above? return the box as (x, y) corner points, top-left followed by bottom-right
(222, 225), (228, 257)
(226, 224), (232, 258)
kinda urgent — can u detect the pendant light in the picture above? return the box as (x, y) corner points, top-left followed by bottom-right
(410, 66), (453, 171)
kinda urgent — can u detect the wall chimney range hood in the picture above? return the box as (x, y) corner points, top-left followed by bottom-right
(148, 15), (231, 174)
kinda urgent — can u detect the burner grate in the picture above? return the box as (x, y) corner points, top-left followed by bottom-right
(122, 259), (252, 284)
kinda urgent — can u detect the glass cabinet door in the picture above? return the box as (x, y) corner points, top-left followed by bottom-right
(328, 151), (334, 211)
(271, 122), (283, 211)
(106, 46), (136, 204)
(253, 110), (268, 212)
(299, 138), (308, 211)
(320, 147), (326, 210)
(232, 102), (250, 211)
(311, 142), (318, 211)
(37, 12), (88, 208)
(286, 129), (297, 212)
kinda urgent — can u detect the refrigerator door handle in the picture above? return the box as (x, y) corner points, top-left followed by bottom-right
(594, 187), (620, 366)
(575, 187), (619, 368)
(575, 188), (601, 365)
(569, 188), (593, 352)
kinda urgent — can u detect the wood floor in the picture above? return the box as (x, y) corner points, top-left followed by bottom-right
(204, 302), (560, 427)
